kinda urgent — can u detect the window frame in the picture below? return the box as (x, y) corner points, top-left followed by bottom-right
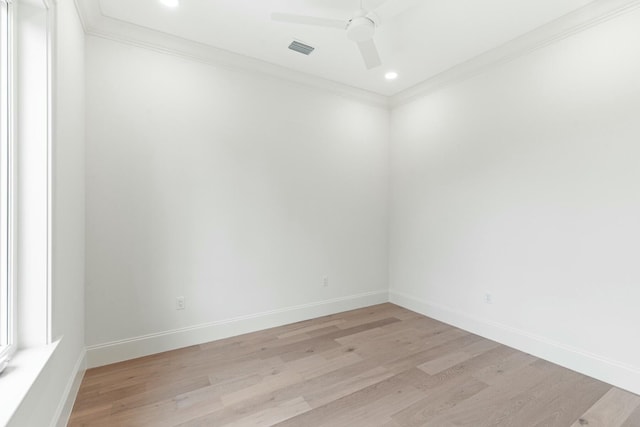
(0, 0), (15, 374)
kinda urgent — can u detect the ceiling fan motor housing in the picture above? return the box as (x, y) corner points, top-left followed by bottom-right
(347, 16), (376, 42)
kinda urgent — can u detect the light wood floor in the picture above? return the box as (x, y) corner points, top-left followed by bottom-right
(69, 303), (640, 426)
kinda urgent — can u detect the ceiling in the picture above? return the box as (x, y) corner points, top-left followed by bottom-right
(78, 0), (600, 96)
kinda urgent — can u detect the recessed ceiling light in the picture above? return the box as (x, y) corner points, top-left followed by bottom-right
(160, 0), (180, 8)
(385, 71), (398, 81)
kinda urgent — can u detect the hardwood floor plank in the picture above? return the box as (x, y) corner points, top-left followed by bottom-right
(223, 396), (311, 427)
(278, 374), (421, 426)
(412, 345), (519, 393)
(110, 376), (212, 415)
(621, 402), (640, 427)
(303, 365), (396, 409)
(391, 376), (488, 426)
(68, 402), (113, 426)
(206, 360), (384, 426)
(69, 304), (640, 427)
(317, 382), (425, 427)
(571, 387), (640, 427)
(382, 332), (484, 375)
(276, 320), (345, 339)
(297, 351), (363, 380)
(418, 351), (476, 375)
(487, 366), (610, 426)
(418, 360), (561, 427)
(318, 317), (402, 341)
(220, 370), (303, 407)
(207, 356), (284, 386)
(471, 349), (538, 385)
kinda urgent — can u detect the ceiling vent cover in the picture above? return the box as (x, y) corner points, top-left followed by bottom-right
(289, 40), (315, 55)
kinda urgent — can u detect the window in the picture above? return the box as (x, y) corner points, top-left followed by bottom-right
(0, 0), (14, 374)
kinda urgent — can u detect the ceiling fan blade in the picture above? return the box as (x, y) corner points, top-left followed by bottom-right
(357, 39), (382, 70)
(271, 12), (347, 29)
(369, 0), (420, 25)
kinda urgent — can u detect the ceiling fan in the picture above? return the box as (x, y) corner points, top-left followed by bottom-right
(271, 0), (419, 70)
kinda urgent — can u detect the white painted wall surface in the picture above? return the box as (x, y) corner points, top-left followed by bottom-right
(9, 0), (86, 425)
(51, 0), (86, 354)
(85, 36), (389, 359)
(389, 7), (640, 393)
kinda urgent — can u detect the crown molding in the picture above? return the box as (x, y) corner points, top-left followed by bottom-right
(390, 0), (640, 108)
(74, 0), (640, 110)
(72, 0), (89, 32)
(75, 0), (389, 108)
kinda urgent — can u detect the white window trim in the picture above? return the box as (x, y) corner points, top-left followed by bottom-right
(0, 0), (16, 375)
(0, 0), (56, 422)
(15, 0), (53, 349)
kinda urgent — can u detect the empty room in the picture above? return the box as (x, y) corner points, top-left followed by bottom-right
(1, 0), (640, 425)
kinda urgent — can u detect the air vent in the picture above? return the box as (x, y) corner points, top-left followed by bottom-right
(288, 41), (315, 55)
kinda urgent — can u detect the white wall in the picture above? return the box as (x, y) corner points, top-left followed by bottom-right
(9, 0), (86, 425)
(85, 36), (389, 364)
(389, 7), (640, 394)
(51, 0), (86, 354)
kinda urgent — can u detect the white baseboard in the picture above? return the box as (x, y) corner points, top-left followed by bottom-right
(52, 348), (86, 427)
(389, 290), (640, 396)
(86, 290), (388, 368)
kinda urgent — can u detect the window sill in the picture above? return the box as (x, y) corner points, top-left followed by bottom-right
(0, 340), (59, 427)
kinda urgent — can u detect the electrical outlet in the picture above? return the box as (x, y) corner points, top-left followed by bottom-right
(322, 276), (329, 287)
(176, 296), (185, 310)
(484, 293), (492, 304)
